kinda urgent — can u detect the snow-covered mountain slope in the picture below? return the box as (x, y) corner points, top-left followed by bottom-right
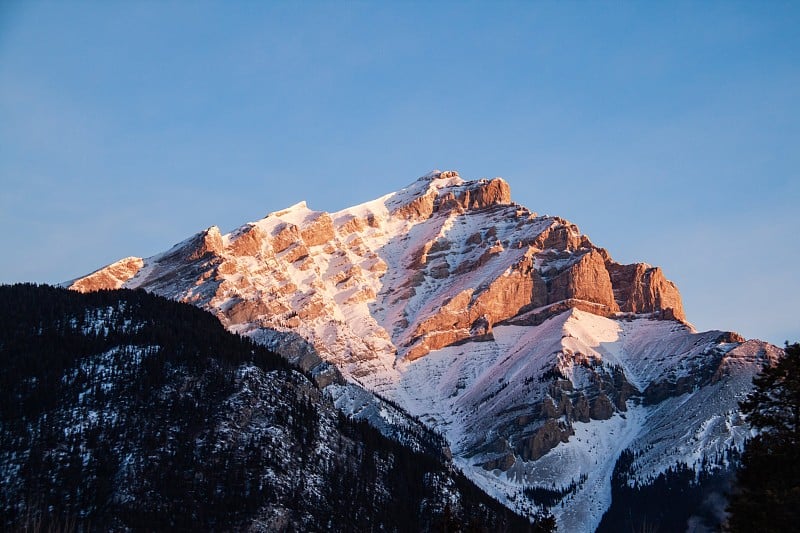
(69, 170), (781, 531)
(392, 309), (780, 530)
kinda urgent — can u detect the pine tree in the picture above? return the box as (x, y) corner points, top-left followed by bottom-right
(726, 342), (800, 532)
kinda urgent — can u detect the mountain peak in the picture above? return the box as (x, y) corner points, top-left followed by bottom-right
(388, 171), (512, 221)
(65, 169), (778, 532)
(418, 169), (463, 182)
(69, 171), (685, 360)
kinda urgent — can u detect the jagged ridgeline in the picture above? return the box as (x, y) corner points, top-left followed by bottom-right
(0, 284), (551, 532)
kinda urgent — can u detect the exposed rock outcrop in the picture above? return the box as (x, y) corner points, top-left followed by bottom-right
(590, 393), (615, 420)
(405, 251), (546, 359)
(607, 262), (686, 322)
(546, 250), (619, 313)
(438, 178), (512, 213)
(188, 226), (224, 260)
(271, 223), (302, 254)
(530, 219), (589, 251)
(401, 239), (688, 359)
(301, 213), (335, 247)
(392, 189), (437, 220)
(481, 452), (516, 472)
(516, 419), (575, 461)
(229, 225), (267, 257)
(69, 256), (144, 293)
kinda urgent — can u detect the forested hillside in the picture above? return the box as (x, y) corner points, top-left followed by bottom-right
(0, 284), (550, 531)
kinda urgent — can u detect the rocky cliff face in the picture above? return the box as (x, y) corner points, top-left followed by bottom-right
(68, 170), (777, 532)
(607, 262), (685, 321)
(71, 171), (686, 365)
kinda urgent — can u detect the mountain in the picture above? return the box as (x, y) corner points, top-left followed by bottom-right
(0, 284), (547, 531)
(68, 170), (782, 531)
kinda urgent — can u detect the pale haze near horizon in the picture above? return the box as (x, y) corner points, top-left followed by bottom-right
(0, 2), (797, 346)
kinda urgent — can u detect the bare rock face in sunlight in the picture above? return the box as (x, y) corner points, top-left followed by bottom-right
(608, 262), (686, 321)
(68, 170), (780, 532)
(437, 177), (512, 213)
(228, 224), (267, 257)
(545, 249), (618, 314)
(300, 212), (335, 247)
(69, 256), (143, 293)
(391, 188), (437, 220)
(190, 226), (224, 259)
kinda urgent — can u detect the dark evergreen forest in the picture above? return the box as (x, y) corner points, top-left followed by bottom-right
(596, 447), (739, 532)
(0, 284), (550, 532)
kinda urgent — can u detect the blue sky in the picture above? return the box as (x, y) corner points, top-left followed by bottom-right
(1, 1), (798, 345)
